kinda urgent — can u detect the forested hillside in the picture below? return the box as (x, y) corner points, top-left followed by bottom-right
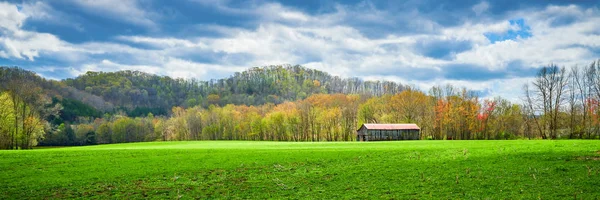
(63, 65), (405, 115)
(0, 68), (114, 112)
(1, 61), (600, 149)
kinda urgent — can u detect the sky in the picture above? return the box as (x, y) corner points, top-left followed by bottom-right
(0, 0), (599, 101)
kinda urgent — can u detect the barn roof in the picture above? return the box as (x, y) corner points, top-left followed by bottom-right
(360, 123), (420, 130)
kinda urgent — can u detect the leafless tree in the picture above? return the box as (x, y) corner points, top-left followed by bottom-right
(527, 65), (567, 139)
(523, 83), (544, 138)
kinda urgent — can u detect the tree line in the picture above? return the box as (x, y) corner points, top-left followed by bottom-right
(1, 60), (600, 149)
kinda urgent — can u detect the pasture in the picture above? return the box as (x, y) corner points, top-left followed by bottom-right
(1, 140), (600, 199)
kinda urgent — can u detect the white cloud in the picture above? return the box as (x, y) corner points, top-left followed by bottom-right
(441, 20), (511, 44)
(117, 36), (208, 48)
(455, 5), (600, 69)
(0, 2), (77, 61)
(20, 1), (85, 31)
(20, 2), (52, 20)
(257, 3), (311, 22)
(472, 1), (490, 16)
(0, 31), (72, 61)
(71, 0), (157, 29)
(190, 1), (312, 23)
(0, 2), (27, 33)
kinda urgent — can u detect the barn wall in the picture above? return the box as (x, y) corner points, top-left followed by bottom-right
(357, 128), (421, 141)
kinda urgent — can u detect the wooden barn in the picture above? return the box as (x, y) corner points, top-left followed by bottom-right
(356, 124), (420, 141)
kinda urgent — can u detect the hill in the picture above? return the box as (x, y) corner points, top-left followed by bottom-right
(0, 65), (405, 121)
(62, 65), (405, 115)
(1, 65), (404, 120)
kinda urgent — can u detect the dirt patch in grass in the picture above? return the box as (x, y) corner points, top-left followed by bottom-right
(576, 156), (600, 161)
(575, 150), (600, 160)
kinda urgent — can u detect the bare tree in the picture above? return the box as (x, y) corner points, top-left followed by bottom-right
(523, 83), (544, 138)
(529, 65), (567, 139)
(570, 65), (593, 138)
(568, 67), (579, 138)
(525, 64), (568, 139)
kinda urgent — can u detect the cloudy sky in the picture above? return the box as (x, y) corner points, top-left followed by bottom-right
(1, 0), (599, 101)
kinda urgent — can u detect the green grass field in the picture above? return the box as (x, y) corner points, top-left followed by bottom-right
(1, 140), (600, 199)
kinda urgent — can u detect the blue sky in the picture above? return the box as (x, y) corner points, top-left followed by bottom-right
(0, 0), (599, 101)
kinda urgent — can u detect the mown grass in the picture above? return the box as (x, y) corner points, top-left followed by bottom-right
(1, 140), (600, 199)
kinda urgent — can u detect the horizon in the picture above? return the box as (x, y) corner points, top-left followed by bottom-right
(1, 0), (599, 102)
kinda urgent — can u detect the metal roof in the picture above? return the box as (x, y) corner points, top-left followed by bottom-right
(360, 123), (421, 130)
